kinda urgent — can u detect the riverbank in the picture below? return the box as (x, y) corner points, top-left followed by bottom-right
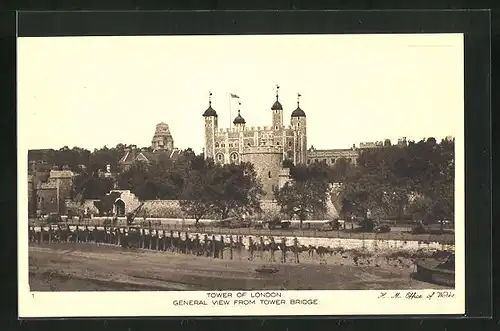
(28, 243), (448, 291)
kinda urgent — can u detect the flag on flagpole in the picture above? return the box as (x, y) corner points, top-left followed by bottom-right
(230, 93), (240, 99)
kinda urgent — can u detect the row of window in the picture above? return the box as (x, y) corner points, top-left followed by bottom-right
(37, 196), (56, 203)
(307, 158), (355, 164)
(215, 141), (294, 148)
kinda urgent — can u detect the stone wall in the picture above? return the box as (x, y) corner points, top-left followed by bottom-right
(66, 197), (337, 220)
(65, 199), (99, 215)
(142, 200), (186, 218)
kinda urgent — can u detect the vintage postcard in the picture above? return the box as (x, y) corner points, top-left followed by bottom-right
(18, 33), (464, 317)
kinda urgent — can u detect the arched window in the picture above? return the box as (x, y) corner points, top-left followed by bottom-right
(268, 171), (271, 178)
(247, 142), (251, 146)
(288, 141), (292, 146)
(286, 150), (293, 159)
(230, 153), (239, 164)
(216, 153), (224, 163)
(331, 158), (336, 164)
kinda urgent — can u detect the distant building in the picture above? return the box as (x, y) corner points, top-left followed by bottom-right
(28, 163), (75, 216)
(151, 122), (175, 152)
(118, 144), (181, 172)
(307, 145), (358, 166)
(307, 137), (408, 166)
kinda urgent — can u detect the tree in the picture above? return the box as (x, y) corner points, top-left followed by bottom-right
(209, 162), (264, 220)
(275, 163), (333, 228)
(179, 157), (216, 224)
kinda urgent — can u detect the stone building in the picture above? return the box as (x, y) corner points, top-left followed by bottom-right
(28, 163), (75, 216)
(118, 122), (181, 171)
(307, 145), (359, 166)
(118, 144), (181, 171)
(203, 87), (308, 166)
(240, 146), (285, 198)
(151, 122), (174, 152)
(307, 137), (408, 167)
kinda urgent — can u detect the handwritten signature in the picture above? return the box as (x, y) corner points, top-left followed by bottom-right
(377, 291), (455, 300)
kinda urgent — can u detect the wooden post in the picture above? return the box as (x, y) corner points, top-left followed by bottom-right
(204, 234), (209, 257)
(156, 231), (160, 251)
(195, 234), (200, 256)
(85, 226), (89, 243)
(220, 235), (224, 259)
(259, 237), (265, 259)
(48, 227), (52, 243)
(270, 237), (276, 262)
(170, 230), (174, 251)
(294, 237), (299, 264)
(212, 235), (216, 258)
(117, 228), (121, 246)
(248, 237), (254, 260)
(229, 236), (233, 260)
(39, 227), (43, 244)
(103, 226), (107, 244)
(162, 230), (166, 251)
(185, 232), (189, 254)
(281, 237), (286, 263)
(76, 227), (80, 243)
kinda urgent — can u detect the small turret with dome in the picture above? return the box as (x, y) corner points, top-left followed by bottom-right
(291, 93), (306, 118)
(271, 84), (284, 129)
(203, 91), (218, 117)
(233, 102), (246, 128)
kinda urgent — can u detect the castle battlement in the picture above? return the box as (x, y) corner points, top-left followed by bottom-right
(214, 125), (298, 133)
(242, 146), (283, 155)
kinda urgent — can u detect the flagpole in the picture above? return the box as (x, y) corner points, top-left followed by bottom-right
(229, 93), (232, 129)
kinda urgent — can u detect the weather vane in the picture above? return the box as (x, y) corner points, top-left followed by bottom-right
(209, 91), (212, 105)
(275, 84), (280, 99)
(297, 93), (301, 106)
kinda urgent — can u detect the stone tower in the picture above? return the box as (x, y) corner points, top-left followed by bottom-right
(203, 91), (218, 160)
(271, 84), (283, 130)
(151, 122), (174, 152)
(290, 93), (307, 164)
(241, 146), (283, 199)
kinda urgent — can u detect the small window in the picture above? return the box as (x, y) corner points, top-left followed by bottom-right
(268, 171), (271, 178)
(275, 126), (278, 130)
(51, 197), (55, 203)
(276, 141), (280, 145)
(288, 141), (292, 146)
(247, 143), (251, 146)
(215, 142), (219, 148)
(262, 141), (266, 145)
(315, 159), (318, 163)
(331, 158), (336, 164)
(298, 123), (300, 127)
(307, 160), (311, 164)
(217, 154), (223, 161)
(221, 143), (225, 148)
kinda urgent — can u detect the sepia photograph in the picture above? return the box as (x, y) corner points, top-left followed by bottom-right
(18, 32), (464, 317)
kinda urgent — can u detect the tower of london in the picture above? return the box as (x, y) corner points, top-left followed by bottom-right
(202, 86), (307, 198)
(203, 86), (307, 166)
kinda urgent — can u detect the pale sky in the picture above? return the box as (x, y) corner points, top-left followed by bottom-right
(17, 34), (463, 154)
